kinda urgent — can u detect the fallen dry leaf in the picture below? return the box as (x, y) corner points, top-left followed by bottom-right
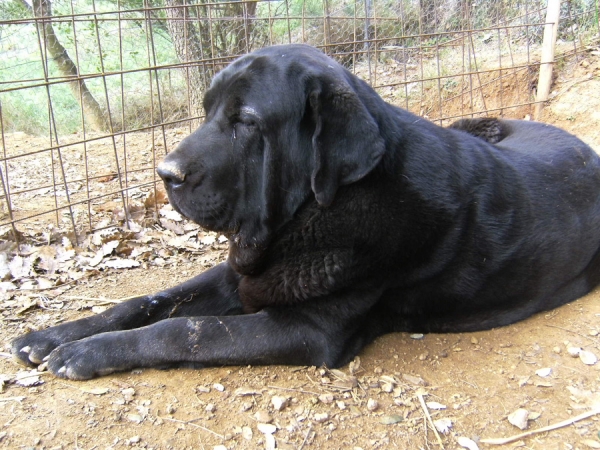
(15, 369), (44, 387)
(380, 414), (403, 424)
(103, 258), (140, 269)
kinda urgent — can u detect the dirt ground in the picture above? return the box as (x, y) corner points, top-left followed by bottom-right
(1, 53), (600, 450)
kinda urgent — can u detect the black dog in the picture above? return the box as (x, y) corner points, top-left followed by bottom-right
(12, 44), (600, 380)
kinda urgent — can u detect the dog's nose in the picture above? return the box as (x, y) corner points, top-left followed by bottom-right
(157, 161), (187, 186)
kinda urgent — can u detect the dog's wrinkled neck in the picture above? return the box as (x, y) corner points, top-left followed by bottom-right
(228, 238), (269, 275)
(226, 218), (274, 275)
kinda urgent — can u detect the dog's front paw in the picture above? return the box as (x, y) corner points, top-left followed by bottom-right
(47, 333), (132, 380)
(11, 316), (109, 368)
(12, 328), (70, 367)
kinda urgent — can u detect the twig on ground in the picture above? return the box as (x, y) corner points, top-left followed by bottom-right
(18, 280), (78, 293)
(545, 324), (598, 344)
(298, 423), (313, 450)
(0, 396), (26, 403)
(157, 415), (224, 439)
(61, 295), (139, 304)
(417, 392), (445, 449)
(481, 408), (600, 445)
(267, 385), (321, 396)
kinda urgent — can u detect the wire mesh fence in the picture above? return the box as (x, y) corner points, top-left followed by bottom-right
(1, 0), (599, 244)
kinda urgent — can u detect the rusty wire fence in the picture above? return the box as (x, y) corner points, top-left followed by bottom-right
(0, 0), (599, 245)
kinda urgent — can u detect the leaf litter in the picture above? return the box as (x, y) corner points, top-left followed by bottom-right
(0, 191), (229, 310)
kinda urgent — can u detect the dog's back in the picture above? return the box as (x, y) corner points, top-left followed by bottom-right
(380, 117), (600, 332)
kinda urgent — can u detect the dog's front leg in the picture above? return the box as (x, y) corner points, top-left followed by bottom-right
(11, 262), (242, 367)
(45, 289), (383, 380)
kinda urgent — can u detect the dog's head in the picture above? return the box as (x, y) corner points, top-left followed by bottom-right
(157, 44), (385, 273)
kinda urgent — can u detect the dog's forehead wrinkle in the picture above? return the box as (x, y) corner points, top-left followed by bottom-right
(240, 106), (260, 118)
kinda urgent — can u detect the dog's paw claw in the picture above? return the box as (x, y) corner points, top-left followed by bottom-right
(20, 345), (31, 354)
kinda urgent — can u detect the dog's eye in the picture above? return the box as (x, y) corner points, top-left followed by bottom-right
(231, 119), (257, 140)
(238, 118), (256, 128)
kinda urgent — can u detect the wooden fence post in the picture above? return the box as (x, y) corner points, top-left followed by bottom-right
(534, 0), (561, 120)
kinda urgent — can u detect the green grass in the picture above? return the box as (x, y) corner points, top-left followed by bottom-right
(0, 3), (182, 135)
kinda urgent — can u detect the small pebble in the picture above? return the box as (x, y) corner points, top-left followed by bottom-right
(265, 433), (276, 450)
(552, 346), (561, 354)
(127, 414), (143, 424)
(567, 346), (582, 357)
(240, 402), (252, 412)
(336, 401), (347, 410)
(205, 403), (216, 413)
(213, 383), (225, 392)
(367, 398), (379, 411)
(122, 388), (136, 402)
(380, 382), (394, 393)
(535, 367), (552, 377)
(508, 408), (529, 430)
(318, 393), (334, 404)
(257, 423), (277, 434)
(271, 396), (288, 411)
(457, 436), (479, 450)
(242, 426), (253, 440)
(254, 410), (272, 423)
(410, 333), (424, 340)
(580, 350), (598, 365)
(582, 439), (600, 449)
(314, 412), (329, 423)
(434, 418), (453, 434)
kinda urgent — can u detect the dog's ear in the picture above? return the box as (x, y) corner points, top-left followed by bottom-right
(309, 76), (385, 207)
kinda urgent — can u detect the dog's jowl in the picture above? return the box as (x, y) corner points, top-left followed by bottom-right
(12, 44), (600, 380)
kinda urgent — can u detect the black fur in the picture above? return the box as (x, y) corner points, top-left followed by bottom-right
(448, 117), (507, 143)
(12, 45), (600, 380)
